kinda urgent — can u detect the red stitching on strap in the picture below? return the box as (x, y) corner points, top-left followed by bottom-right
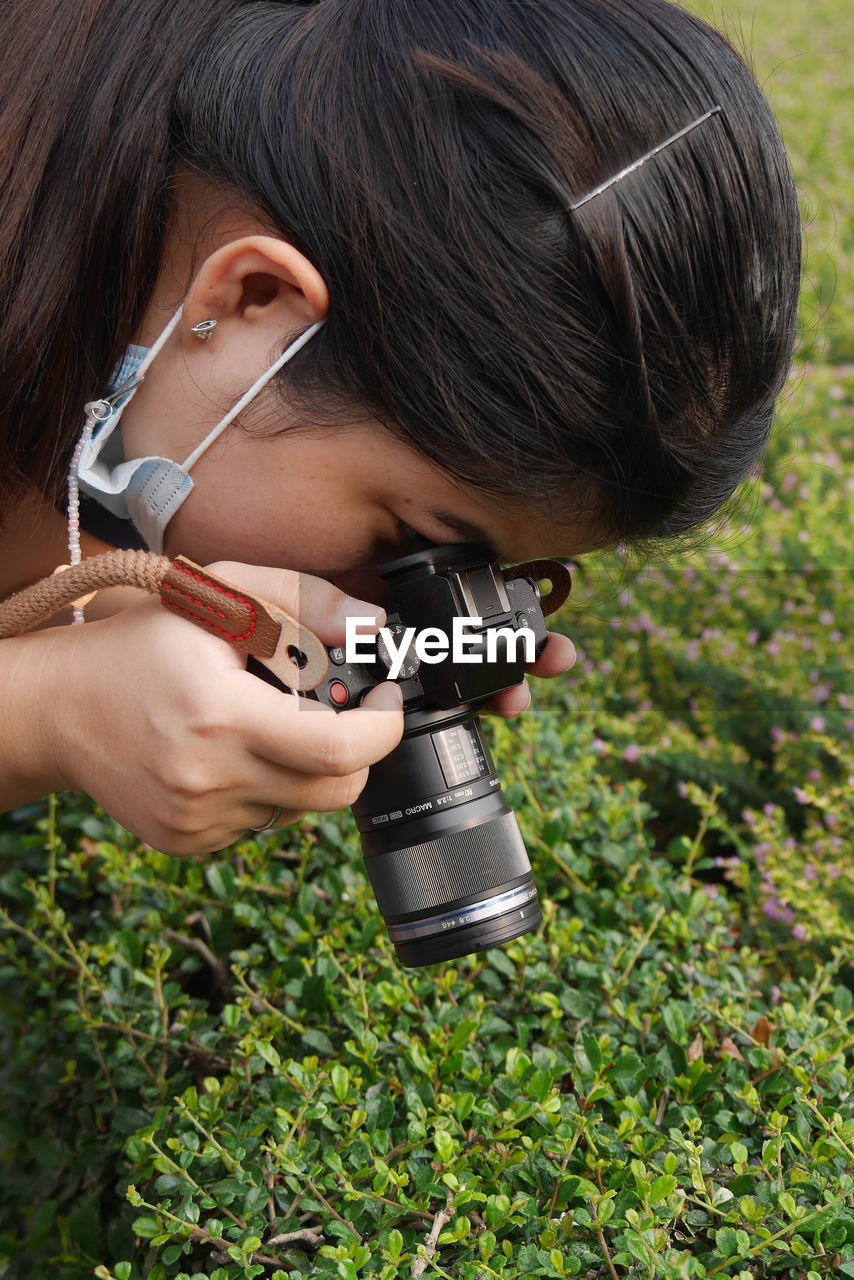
(168, 560), (257, 642)
(163, 598), (256, 643)
(168, 584), (228, 621)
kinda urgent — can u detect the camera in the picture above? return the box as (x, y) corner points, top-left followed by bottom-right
(303, 543), (570, 968)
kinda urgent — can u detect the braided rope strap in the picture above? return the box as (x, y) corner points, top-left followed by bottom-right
(0, 551), (328, 692)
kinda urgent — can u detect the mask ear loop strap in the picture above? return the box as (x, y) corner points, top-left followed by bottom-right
(66, 306), (187, 622)
(180, 319), (326, 471)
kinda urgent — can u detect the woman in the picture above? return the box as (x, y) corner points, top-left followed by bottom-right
(0, 0), (801, 854)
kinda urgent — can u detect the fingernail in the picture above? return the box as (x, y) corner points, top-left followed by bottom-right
(339, 598), (386, 629)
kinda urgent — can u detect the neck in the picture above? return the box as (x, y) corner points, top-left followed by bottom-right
(0, 489), (113, 599)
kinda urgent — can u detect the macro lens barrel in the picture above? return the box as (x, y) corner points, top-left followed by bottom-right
(351, 708), (541, 966)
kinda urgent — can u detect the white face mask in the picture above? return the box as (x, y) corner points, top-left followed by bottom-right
(75, 306), (324, 554)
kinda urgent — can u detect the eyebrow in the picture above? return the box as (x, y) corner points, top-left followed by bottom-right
(429, 510), (499, 558)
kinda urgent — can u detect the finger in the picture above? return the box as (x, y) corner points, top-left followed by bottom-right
(525, 631), (577, 676)
(205, 560), (386, 645)
(237, 748), (375, 814)
(237, 677), (404, 775)
(485, 679), (531, 719)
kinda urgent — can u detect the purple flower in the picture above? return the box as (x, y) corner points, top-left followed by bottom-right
(827, 865), (841, 880)
(793, 787), (811, 804)
(819, 610), (834, 626)
(771, 985), (782, 1004)
(804, 864), (818, 881)
(770, 726), (787, 744)
(792, 924), (808, 940)
(677, 780), (689, 799)
(623, 745), (641, 763)
(810, 716), (826, 733)
(746, 629), (759, 645)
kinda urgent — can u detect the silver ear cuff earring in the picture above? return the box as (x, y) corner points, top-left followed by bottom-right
(190, 319), (217, 341)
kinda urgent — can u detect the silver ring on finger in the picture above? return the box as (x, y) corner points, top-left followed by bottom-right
(250, 805), (283, 833)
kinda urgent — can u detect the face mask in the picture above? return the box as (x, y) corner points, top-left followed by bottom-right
(75, 306), (324, 554)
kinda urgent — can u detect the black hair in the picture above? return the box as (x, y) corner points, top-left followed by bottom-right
(0, 0), (800, 554)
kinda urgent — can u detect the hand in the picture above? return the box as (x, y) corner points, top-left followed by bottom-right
(40, 563), (404, 856)
(486, 631), (578, 717)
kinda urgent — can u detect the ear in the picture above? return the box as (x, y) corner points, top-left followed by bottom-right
(183, 235), (330, 347)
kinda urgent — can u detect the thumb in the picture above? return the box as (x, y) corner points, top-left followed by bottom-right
(360, 679), (404, 714)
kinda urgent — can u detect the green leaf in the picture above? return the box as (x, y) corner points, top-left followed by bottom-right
(114, 1265), (132, 1280)
(132, 1216), (162, 1240)
(434, 1128), (455, 1164)
(650, 1175), (677, 1204)
(563, 1177), (599, 1201)
(447, 1018), (478, 1056)
(662, 1003), (687, 1044)
(454, 1091), (476, 1122)
(386, 1228), (403, 1261)
(204, 862), (236, 901)
(330, 1064), (350, 1102)
(581, 1033), (603, 1074)
(256, 1040), (281, 1069)
(832, 984), (853, 1015)
(715, 1226), (738, 1258)
(611, 1050), (646, 1092)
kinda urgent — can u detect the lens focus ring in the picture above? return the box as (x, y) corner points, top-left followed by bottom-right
(363, 809), (530, 918)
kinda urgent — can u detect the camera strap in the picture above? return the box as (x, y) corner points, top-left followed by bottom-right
(0, 550), (329, 692)
(502, 558), (571, 615)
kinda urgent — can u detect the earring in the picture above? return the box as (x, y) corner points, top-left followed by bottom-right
(190, 319), (217, 342)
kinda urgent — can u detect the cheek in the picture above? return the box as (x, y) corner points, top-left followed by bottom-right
(162, 428), (393, 570)
(164, 470), (380, 572)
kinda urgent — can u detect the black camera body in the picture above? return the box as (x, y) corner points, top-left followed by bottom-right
(308, 544), (548, 714)
(298, 544), (568, 968)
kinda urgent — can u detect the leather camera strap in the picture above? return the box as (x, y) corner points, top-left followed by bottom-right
(0, 550), (328, 692)
(502, 558), (572, 615)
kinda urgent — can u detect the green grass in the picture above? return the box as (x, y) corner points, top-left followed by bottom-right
(1, 2), (851, 1278)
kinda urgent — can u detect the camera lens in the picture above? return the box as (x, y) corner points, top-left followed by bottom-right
(351, 709), (541, 967)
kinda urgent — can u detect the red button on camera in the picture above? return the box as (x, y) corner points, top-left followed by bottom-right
(329, 680), (349, 706)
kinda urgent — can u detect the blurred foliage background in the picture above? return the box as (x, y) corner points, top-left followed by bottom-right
(1, 2), (851, 1278)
